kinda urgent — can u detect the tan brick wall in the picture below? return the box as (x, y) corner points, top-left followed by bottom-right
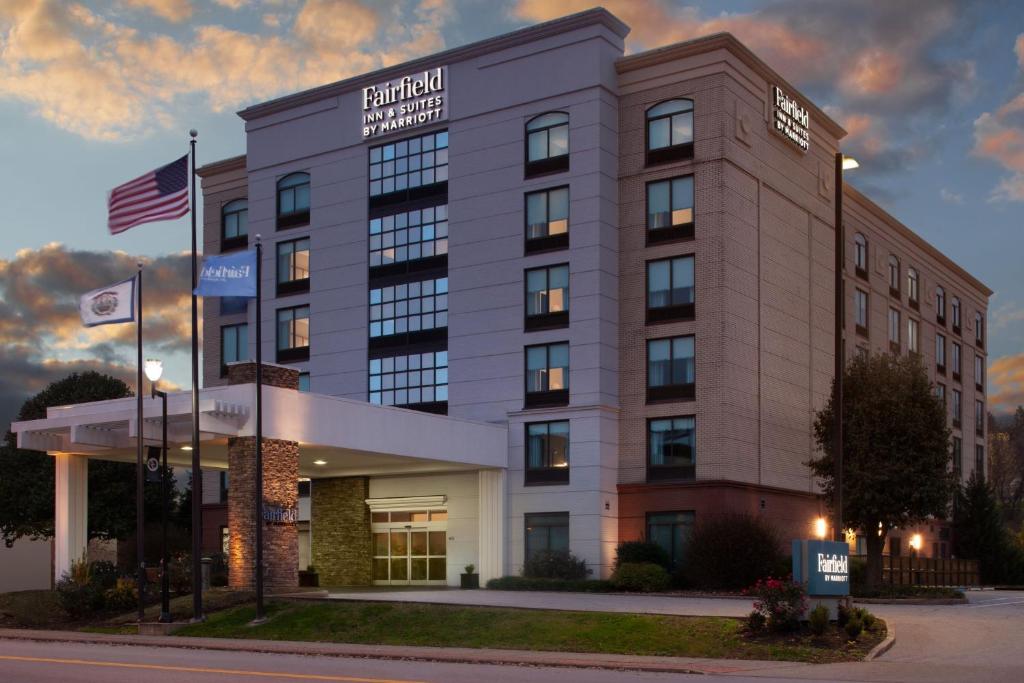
(311, 477), (372, 586)
(227, 436), (299, 591)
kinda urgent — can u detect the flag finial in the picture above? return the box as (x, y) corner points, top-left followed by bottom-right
(189, 129), (198, 138)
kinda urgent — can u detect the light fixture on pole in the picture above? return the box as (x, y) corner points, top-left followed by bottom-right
(145, 358), (172, 624)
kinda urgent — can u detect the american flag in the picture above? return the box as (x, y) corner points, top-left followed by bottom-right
(108, 154), (189, 234)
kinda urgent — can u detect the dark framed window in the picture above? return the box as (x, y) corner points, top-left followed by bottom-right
(935, 383), (945, 404)
(277, 172), (310, 229)
(975, 354), (984, 392)
(646, 511), (694, 570)
(907, 267), (919, 309)
(976, 400), (985, 437)
(276, 305), (309, 362)
(525, 342), (569, 408)
(525, 112), (569, 177)
(936, 286), (946, 326)
(525, 421), (569, 485)
(646, 255), (694, 323)
(276, 237), (310, 296)
(298, 372), (310, 392)
(220, 297), (248, 316)
(220, 323), (248, 376)
(853, 233), (868, 279)
(888, 307), (901, 353)
(645, 99), (694, 165)
(525, 264), (569, 330)
(908, 318), (920, 354)
(369, 129), (449, 206)
(647, 335), (695, 402)
(524, 512), (569, 560)
(221, 198), (248, 251)
(951, 296), (961, 334)
(647, 416), (695, 481)
(525, 186), (569, 253)
(952, 389), (962, 428)
(936, 333), (946, 374)
(647, 175), (694, 244)
(369, 350), (448, 411)
(953, 437), (962, 476)
(952, 342), (962, 382)
(975, 311), (984, 348)
(298, 479), (311, 497)
(975, 444), (985, 480)
(369, 203), (448, 275)
(369, 277), (448, 340)
(218, 471), (229, 503)
(855, 289), (868, 336)
(888, 255), (900, 298)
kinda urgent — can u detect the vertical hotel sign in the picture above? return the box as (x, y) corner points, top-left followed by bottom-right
(362, 67), (447, 139)
(772, 86), (810, 152)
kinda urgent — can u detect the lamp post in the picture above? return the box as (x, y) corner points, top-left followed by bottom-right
(834, 152), (859, 545)
(145, 358), (171, 624)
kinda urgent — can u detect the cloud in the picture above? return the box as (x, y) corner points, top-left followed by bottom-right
(213, 0), (250, 8)
(940, 188), (964, 204)
(121, 0), (193, 23)
(0, 0), (452, 140)
(989, 353), (1024, 414)
(973, 36), (1024, 201)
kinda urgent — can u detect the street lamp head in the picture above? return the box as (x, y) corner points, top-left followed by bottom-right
(144, 358), (164, 383)
(841, 155), (860, 171)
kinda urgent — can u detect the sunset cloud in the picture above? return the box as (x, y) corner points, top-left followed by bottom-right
(121, 0), (193, 23)
(989, 353), (1024, 414)
(973, 35), (1024, 201)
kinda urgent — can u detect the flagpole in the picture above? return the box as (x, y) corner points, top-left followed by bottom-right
(189, 129), (204, 622)
(135, 261), (146, 623)
(254, 235), (265, 622)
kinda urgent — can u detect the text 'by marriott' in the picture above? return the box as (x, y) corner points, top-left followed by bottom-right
(772, 86), (810, 152)
(362, 67), (447, 139)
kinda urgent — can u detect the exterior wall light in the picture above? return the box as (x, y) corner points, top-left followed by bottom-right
(814, 517), (828, 539)
(909, 533), (923, 552)
(313, 459), (327, 466)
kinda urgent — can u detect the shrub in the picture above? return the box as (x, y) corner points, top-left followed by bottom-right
(104, 578), (138, 613)
(680, 514), (783, 590)
(613, 541), (671, 570)
(207, 552), (229, 588)
(857, 607), (876, 630)
(56, 560), (105, 620)
(486, 576), (615, 592)
(845, 616), (864, 640)
(89, 560), (120, 590)
(808, 604), (829, 636)
(168, 553), (192, 595)
(747, 577), (807, 633)
(837, 602), (852, 626)
(464, 564), (475, 575)
(849, 556), (867, 594)
(522, 550), (590, 580)
(747, 610), (767, 634)
(611, 562), (671, 592)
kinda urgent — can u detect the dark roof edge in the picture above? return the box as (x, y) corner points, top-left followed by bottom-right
(238, 7), (629, 122)
(617, 32), (846, 140)
(844, 183), (993, 297)
(196, 154), (246, 178)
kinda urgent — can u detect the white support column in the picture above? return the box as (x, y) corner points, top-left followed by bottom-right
(477, 468), (506, 583)
(53, 452), (88, 583)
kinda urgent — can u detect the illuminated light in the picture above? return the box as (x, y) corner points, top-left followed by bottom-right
(909, 533), (923, 551)
(313, 459), (327, 466)
(842, 155), (860, 171)
(814, 517), (828, 539)
(180, 446), (192, 451)
(144, 358), (163, 383)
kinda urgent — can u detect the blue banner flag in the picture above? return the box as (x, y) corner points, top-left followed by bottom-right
(194, 249), (257, 298)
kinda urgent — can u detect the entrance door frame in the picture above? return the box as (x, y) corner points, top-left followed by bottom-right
(367, 495), (449, 586)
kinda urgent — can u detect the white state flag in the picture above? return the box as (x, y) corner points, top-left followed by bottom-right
(79, 277), (136, 327)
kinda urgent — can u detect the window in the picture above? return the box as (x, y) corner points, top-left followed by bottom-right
(853, 233), (868, 277)
(221, 527), (230, 555)
(277, 172), (310, 229)
(525, 342), (569, 407)
(525, 264), (569, 330)
(888, 307), (901, 351)
(369, 204), (448, 271)
(647, 511), (694, 570)
(952, 389), (962, 427)
(888, 255), (900, 296)
(369, 277), (448, 340)
(525, 112), (569, 177)
(370, 350), (448, 409)
(953, 437), (962, 476)
(298, 479), (311, 497)
(975, 354), (984, 392)
(908, 318), (919, 353)
(276, 237), (310, 295)
(298, 372), (310, 392)
(855, 289), (868, 334)
(646, 99), (694, 164)
(936, 333), (946, 373)
(219, 471), (229, 503)
(975, 444), (985, 480)
(221, 323), (248, 376)
(524, 512), (569, 561)
(647, 176), (694, 243)
(952, 342), (961, 381)
(525, 187), (569, 253)
(648, 416), (696, 480)
(936, 286), (946, 325)
(647, 335), (695, 402)
(647, 256), (694, 323)
(951, 297), (961, 333)
(976, 400), (985, 436)
(936, 383), (945, 405)
(907, 267), (919, 307)
(276, 305), (310, 362)
(976, 311), (984, 348)
(221, 199), (248, 251)
(369, 129), (448, 201)
(525, 421), (569, 485)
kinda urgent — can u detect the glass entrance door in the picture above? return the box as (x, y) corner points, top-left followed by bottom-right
(372, 510), (447, 585)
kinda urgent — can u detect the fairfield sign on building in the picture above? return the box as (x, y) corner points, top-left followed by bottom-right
(772, 85), (810, 152)
(362, 67), (447, 139)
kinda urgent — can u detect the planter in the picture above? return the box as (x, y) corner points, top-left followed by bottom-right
(298, 571), (320, 587)
(460, 573), (479, 589)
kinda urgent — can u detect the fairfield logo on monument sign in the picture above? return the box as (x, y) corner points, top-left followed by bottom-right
(816, 552), (849, 582)
(362, 67), (447, 139)
(772, 86), (810, 152)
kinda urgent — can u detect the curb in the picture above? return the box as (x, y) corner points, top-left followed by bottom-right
(854, 597), (966, 605)
(864, 623), (895, 661)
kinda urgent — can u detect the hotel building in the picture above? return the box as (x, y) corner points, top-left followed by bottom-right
(14, 8), (990, 586)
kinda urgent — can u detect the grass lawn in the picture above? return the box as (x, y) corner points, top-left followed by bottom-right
(0, 590), (65, 628)
(177, 600), (885, 663)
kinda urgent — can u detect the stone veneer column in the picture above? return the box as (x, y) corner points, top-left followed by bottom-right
(226, 362), (300, 591)
(311, 477), (372, 586)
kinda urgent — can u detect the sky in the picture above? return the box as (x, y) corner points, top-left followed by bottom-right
(0, 0), (1022, 427)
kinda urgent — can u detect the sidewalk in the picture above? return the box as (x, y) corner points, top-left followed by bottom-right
(0, 627), (810, 676)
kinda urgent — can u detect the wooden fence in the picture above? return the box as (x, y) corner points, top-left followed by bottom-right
(852, 554), (979, 587)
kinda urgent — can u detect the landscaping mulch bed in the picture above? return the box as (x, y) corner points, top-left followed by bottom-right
(741, 620), (887, 664)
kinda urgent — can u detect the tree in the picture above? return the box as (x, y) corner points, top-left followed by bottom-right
(953, 472), (1022, 585)
(0, 371), (170, 544)
(988, 411), (1023, 524)
(810, 352), (955, 588)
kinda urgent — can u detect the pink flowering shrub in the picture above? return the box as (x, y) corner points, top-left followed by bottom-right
(745, 577), (807, 632)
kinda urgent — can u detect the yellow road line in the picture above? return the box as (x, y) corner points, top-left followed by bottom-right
(0, 654), (425, 683)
